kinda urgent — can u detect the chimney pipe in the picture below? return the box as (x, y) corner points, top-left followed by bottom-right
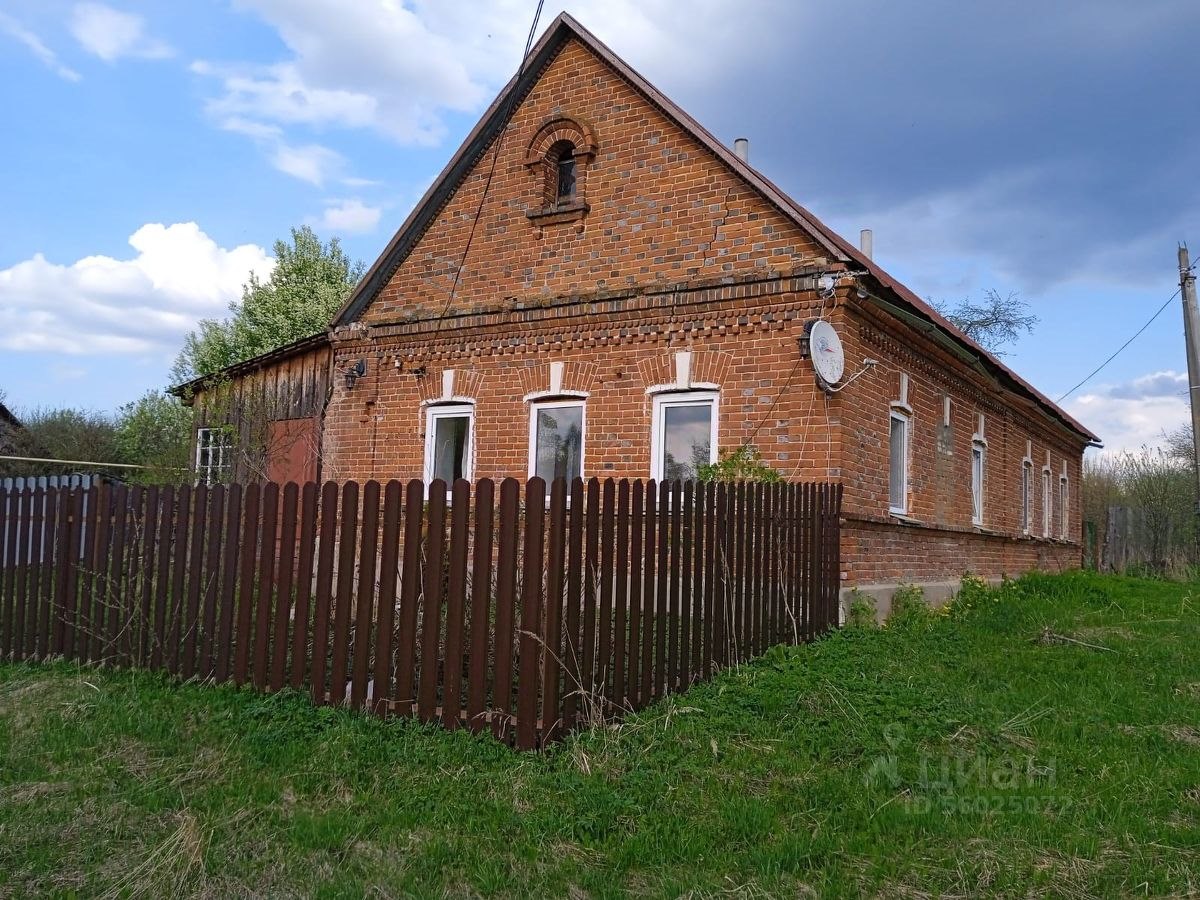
(733, 137), (749, 162)
(860, 228), (874, 260)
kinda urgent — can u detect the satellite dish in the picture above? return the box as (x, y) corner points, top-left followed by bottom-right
(808, 320), (845, 385)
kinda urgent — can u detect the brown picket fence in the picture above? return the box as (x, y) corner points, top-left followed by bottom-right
(0, 477), (841, 749)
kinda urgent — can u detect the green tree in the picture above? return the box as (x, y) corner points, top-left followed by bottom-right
(114, 390), (194, 483)
(171, 226), (365, 384)
(0, 406), (120, 477)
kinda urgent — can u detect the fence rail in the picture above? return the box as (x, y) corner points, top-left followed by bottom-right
(0, 477), (842, 749)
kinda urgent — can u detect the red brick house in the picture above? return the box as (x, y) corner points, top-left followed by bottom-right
(179, 13), (1099, 610)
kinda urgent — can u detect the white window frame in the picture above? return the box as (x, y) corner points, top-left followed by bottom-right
(195, 427), (231, 485)
(423, 403), (475, 486)
(1021, 459), (1033, 534)
(650, 390), (718, 481)
(528, 398), (586, 482)
(888, 409), (911, 516)
(970, 440), (986, 526)
(1041, 465), (1053, 538)
(1058, 471), (1069, 540)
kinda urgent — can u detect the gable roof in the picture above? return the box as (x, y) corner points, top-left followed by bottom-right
(169, 331), (330, 401)
(332, 12), (1098, 445)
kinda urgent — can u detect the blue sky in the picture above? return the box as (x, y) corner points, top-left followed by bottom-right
(1, 0), (1197, 452)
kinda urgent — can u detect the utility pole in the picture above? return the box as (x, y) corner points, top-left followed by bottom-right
(1178, 244), (1200, 516)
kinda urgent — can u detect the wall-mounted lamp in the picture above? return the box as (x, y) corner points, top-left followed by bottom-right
(344, 359), (366, 390)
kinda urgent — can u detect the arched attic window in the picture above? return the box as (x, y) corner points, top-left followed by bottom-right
(550, 140), (577, 207)
(525, 115), (597, 226)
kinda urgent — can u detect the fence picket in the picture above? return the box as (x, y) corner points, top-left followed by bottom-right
(350, 481), (380, 710)
(309, 482), (337, 704)
(667, 479), (683, 693)
(680, 480), (695, 689)
(233, 484), (260, 687)
(541, 477), (567, 742)
(394, 479), (424, 718)
(370, 480), (401, 713)
(148, 486), (172, 669)
(135, 486), (159, 666)
(466, 478), (495, 730)
(290, 482), (319, 690)
(492, 478), (520, 741)
(562, 477), (584, 729)
(442, 479), (471, 728)
(1, 488), (21, 657)
(23, 487), (45, 661)
(52, 487), (79, 657)
(329, 481), (357, 704)
(165, 485), (190, 674)
(214, 484), (242, 683)
(639, 481), (657, 707)
(271, 482), (301, 693)
(611, 480), (630, 711)
(199, 485), (225, 677)
(516, 476), (546, 750)
(581, 478), (600, 706)
(418, 479), (448, 723)
(627, 481), (644, 708)
(597, 478), (616, 710)
(654, 480), (670, 701)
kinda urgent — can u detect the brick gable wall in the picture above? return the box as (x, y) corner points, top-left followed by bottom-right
(360, 37), (827, 324)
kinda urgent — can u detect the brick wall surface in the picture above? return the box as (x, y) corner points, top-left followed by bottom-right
(302, 34), (1088, 589)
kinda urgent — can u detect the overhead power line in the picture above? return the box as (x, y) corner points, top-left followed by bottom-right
(1056, 254), (1200, 404)
(425, 0), (546, 353)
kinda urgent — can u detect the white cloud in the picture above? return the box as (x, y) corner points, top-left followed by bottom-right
(0, 12), (82, 82)
(217, 116), (343, 186)
(1065, 369), (1190, 454)
(0, 223), (272, 357)
(308, 199), (382, 235)
(196, 0), (729, 148)
(270, 142), (343, 187)
(69, 3), (172, 62)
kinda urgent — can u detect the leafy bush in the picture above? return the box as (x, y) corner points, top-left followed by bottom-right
(697, 445), (781, 483)
(845, 590), (878, 628)
(885, 584), (929, 628)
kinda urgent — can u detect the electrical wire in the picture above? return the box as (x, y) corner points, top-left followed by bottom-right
(1056, 254), (1200, 403)
(424, 0), (546, 355)
(1055, 289), (1179, 403)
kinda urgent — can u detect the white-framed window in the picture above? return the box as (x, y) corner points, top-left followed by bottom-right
(423, 403), (474, 485)
(650, 390), (718, 481)
(888, 410), (910, 515)
(970, 413), (986, 526)
(1021, 459), (1033, 534)
(1041, 466), (1053, 538)
(1058, 471), (1069, 539)
(195, 427), (232, 485)
(971, 441), (986, 526)
(529, 399), (585, 483)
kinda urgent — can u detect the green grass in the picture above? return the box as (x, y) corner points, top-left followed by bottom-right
(2, 571), (1198, 897)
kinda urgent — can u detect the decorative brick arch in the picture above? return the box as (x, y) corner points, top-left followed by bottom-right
(524, 115), (598, 224)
